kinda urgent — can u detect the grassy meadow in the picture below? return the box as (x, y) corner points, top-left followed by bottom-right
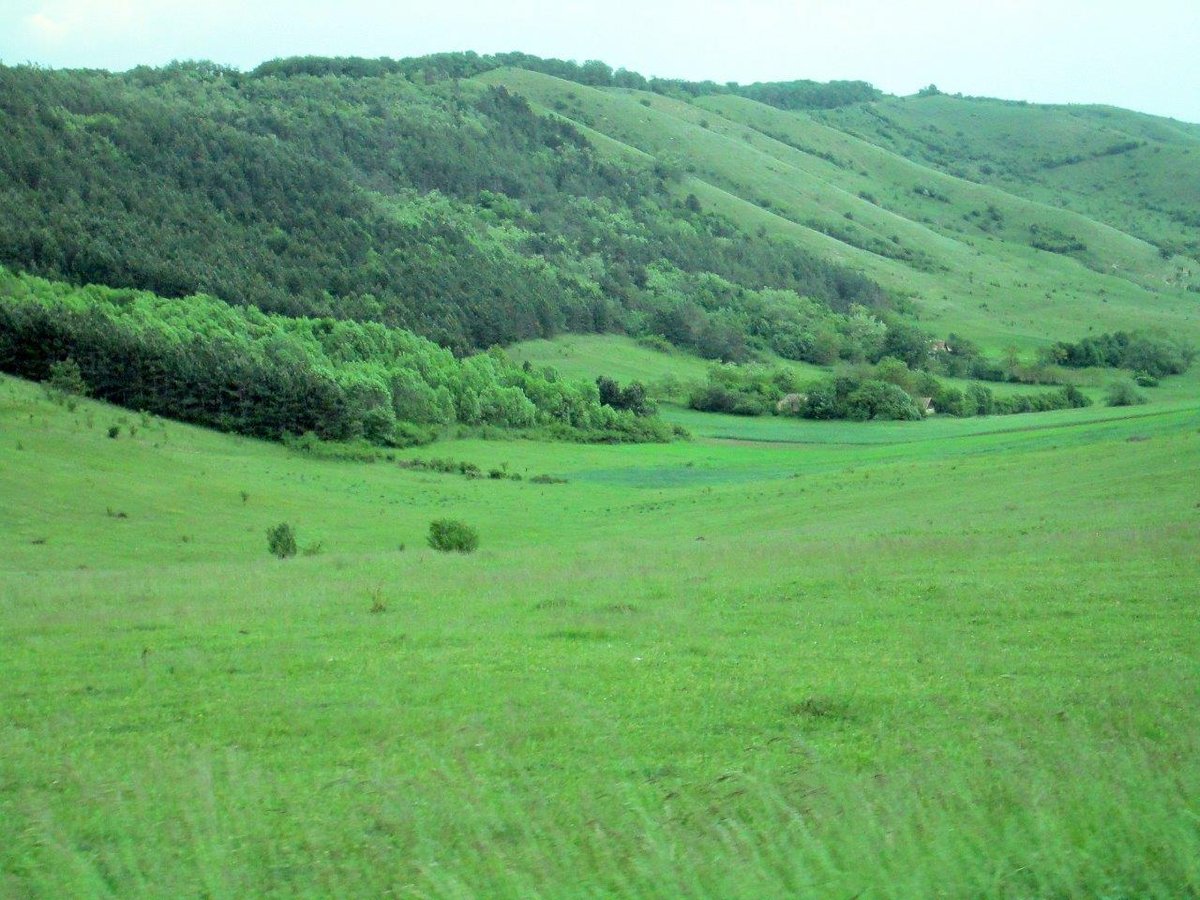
(3, 368), (1199, 896)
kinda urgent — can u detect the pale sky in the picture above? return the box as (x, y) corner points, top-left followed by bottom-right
(2, 0), (1198, 123)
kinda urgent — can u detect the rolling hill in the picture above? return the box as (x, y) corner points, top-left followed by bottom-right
(476, 66), (1199, 351)
(2, 52), (1198, 372)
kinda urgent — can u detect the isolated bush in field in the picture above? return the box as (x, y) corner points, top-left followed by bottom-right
(1105, 379), (1147, 407)
(427, 519), (479, 553)
(267, 522), (298, 558)
(369, 586), (387, 614)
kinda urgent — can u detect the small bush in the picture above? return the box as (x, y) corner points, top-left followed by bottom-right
(427, 519), (479, 553)
(369, 586), (387, 614)
(267, 522), (298, 558)
(107, 425), (120, 439)
(46, 358), (88, 401)
(637, 334), (674, 353)
(1105, 380), (1147, 407)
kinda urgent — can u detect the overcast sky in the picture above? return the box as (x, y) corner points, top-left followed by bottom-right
(2, 0), (1198, 123)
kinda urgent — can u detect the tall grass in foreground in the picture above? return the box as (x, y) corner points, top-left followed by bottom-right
(11, 722), (1198, 897)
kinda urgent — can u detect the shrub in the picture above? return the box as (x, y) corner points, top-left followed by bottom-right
(267, 522), (298, 558)
(635, 334), (672, 353)
(427, 519), (479, 553)
(964, 383), (995, 416)
(1105, 380), (1147, 407)
(390, 421), (437, 448)
(688, 383), (769, 416)
(368, 585), (387, 614)
(46, 358), (88, 401)
(1048, 331), (1195, 377)
(843, 380), (923, 421)
(597, 376), (656, 417)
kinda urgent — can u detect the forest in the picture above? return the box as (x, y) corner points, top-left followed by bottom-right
(0, 60), (888, 359)
(0, 268), (672, 444)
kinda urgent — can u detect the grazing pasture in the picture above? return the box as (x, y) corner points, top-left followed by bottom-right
(2, 372), (1197, 895)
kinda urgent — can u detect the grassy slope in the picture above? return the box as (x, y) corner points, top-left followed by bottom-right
(506, 333), (828, 392)
(3, 373), (1198, 894)
(475, 69), (1200, 355)
(507, 334), (713, 385)
(813, 94), (1200, 262)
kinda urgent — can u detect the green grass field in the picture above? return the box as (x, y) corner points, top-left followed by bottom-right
(3, 372), (1198, 896)
(812, 94), (1200, 261)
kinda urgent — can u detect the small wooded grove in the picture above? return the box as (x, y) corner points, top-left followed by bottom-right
(0, 269), (671, 444)
(687, 360), (1093, 420)
(1043, 331), (1194, 377)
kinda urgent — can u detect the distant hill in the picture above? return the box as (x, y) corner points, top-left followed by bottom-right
(812, 92), (1200, 261)
(1, 52), (1197, 372)
(475, 66), (1199, 350)
(0, 59), (888, 365)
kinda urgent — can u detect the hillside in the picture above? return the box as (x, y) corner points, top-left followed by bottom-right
(2, 54), (1198, 373)
(812, 92), (1200, 261)
(475, 67), (1199, 352)
(0, 61), (889, 363)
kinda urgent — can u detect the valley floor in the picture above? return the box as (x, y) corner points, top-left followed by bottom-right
(1, 373), (1198, 896)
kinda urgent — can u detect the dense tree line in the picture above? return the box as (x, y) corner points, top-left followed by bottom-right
(0, 60), (890, 357)
(0, 269), (671, 443)
(249, 52), (881, 110)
